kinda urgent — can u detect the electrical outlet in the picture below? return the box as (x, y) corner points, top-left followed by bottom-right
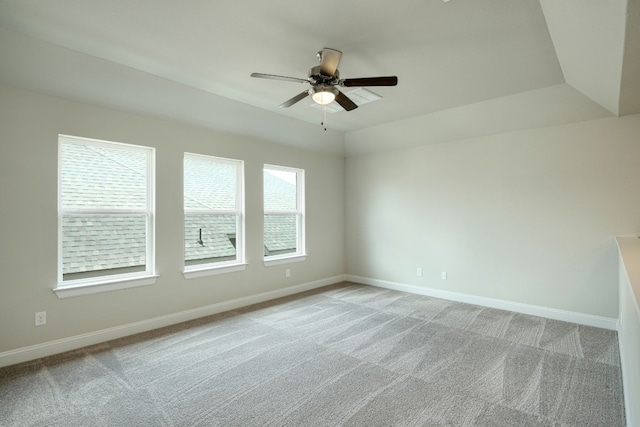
(35, 311), (47, 326)
(285, 268), (291, 277)
(441, 272), (447, 280)
(416, 268), (423, 277)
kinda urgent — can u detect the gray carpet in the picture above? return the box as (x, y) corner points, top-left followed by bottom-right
(0, 282), (626, 426)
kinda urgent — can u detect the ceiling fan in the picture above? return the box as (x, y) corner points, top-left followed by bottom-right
(251, 48), (398, 112)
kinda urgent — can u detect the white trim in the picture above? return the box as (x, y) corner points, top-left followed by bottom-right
(53, 274), (158, 298)
(146, 145), (156, 277)
(183, 263), (248, 279)
(616, 236), (640, 324)
(264, 254), (307, 267)
(615, 237), (640, 427)
(1, 275), (346, 368)
(618, 320), (634, 427)
(345, 275), (618, 330)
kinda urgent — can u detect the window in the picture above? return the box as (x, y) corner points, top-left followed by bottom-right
(184, 153), (245, 277)
(56, 135), (156, 297)
(264, 165), (305, 265)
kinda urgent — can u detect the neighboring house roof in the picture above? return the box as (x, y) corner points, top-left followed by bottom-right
(63, 215), (147, 274)
(61, 143), (297, 275)
(184, 156), (236, 211)
(264, 170), (296, 211)
(184, 214), (236, 262)
(263, 170), (298, 255)
(183, 155), (238, 263)
(60, 143), (147, 209)
(61, 143), (148, 274)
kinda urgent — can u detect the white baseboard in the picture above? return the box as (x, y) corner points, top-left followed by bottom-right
(0, 275), (346, 368)
(345, 275), (618, 330)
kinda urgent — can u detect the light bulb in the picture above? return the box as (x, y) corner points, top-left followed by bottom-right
(311, 87), (337, 105)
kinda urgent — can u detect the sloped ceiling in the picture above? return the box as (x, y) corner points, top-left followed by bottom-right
(540, 0), (627, 116)
(0, 0), (638, 155)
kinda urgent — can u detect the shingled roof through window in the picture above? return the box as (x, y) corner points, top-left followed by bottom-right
(61, 143), (148, 275)
(184, 156), (239, 263)
(61, 145), (300, 276)
(263, 170), (298, 256)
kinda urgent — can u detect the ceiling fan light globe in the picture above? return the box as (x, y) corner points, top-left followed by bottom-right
(312, 91), (336, 105)
(311, 86), (338, 105)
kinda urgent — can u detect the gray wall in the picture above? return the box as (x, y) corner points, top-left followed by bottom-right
(0, 85), (345, 354)
(345, 114), (640, 318)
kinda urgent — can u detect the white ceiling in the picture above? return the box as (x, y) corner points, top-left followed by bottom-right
(0, 0), (638, 155)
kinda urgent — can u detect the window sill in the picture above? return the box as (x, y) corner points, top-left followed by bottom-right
(183, 262), (247, 279)
(263, 254), (307, 267)
(53, 274), (158, 299)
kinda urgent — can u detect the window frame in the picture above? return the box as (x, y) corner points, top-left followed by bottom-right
(263, 164), (306, 266)
(54, 135), (157, 298)
(183, 152), (246, 278)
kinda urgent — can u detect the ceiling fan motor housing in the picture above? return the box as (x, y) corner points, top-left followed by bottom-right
(308, 65), (339, 85)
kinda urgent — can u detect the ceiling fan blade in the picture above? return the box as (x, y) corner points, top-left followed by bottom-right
(251, 73), (309, 84)
(341, 76), (398, 87)
(334, 91), (358, 111)
(319, 48), (342, 77)
(279, 91), (310, 108)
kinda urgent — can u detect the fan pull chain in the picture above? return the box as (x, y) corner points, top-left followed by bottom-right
(321, 105), (327, 131)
